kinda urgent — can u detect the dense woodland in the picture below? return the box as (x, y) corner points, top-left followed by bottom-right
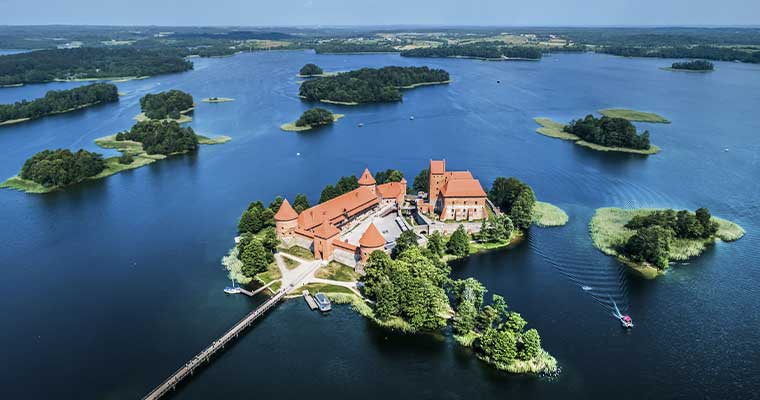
(0, 83), (118, 124)
(299, 66), (450, 104)
(601, 45), (760, 64)
(140, 90), (194, 120)
(19, 149), (105, 188)
(488, 177), (537, 230)
(314, 42), (398, 54)
(299, 63), (323, 76)
(401, 44), (542, 60)
(671, 60), (714, 70)
(564, 115), (651, 150)
(319, 175), (360, 203)
(0, 48), (193, 86)
(295, 108), (334, 127)
(621, 208), (719, 269)
(115, 120), (198, 155)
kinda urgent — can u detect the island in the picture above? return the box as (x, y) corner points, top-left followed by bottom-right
(590, 207), (744, 279)
(201, 97), (235, 103)
(401, 44), (543, 61)
(663, 60), (715, 72)
(298, 63), (323, 77)
(222, 161), (566, 374)
(0, 48), (192, 86)
(1, 120), (230, 194)
(280, 107), (344, 132)
(534, 114), (660, 155)
(134, 90), (195, 123)
(0, 83), (118, 126)
(298, 66), (450, 105)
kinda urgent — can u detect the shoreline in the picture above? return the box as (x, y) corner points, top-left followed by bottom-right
(0, 101), (103, 127)
(598, 108), (671, 124)
(660, 67), (713, 73)
(280, 113), (345, 132)
(589, 207), (745, 279)
(134, 106), (195, 124)
(0, 132), (230, 194)
(533, 117), (660, 155)
(53, 75), (150, 83)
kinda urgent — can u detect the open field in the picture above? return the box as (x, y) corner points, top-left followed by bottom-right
(315, 261), (361, 282)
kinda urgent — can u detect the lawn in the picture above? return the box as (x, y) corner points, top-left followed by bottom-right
(315, 261), (361, 282)
(532, 201), (569, 227)
(278, 245), (315, 260)
(294, 283), (355, 295)
(282, 256), (300, 270)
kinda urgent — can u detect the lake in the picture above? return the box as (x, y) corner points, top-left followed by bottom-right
(1, 51), (759, 399)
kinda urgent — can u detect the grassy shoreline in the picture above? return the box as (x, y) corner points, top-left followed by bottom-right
(589, 207), (745, 279)
(280, 113), (344, 132)
(532, 201), (570, 227)
(0, 101), (103, 127)
(1, 132), (230, 194)
(598, 108), (670, 123)
(134, 106), (194, 124)
(533, 117), (660, 155)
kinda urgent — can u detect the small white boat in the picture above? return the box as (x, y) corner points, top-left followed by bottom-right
(581, 286), (593, 291)
(314, 292), (332, 312)
(409, 116), (415, 120)
(358, 123), (364, 127)
(224, 278), (241, 294)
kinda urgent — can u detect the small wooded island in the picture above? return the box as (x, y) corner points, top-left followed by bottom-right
(298, 63), (324, 77)
(223, 163), (566, 374)
(664, 60), (715, 72)
(1, 94), (230, 194)
(280, 107), (344, 132)
(299, 66), (450, 105)
(534, 109), (668, 154)
(0, 48), (193, 86)
(0, 83), (118, 126)
(135, 89), (195, 123)
(401, 44), (543, 61)
(590, 208), (744, 278)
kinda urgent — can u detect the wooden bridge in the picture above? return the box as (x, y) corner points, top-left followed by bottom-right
(142, 285), (290, 400)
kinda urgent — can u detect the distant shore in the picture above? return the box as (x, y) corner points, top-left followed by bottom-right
(0, 101), (102, 127)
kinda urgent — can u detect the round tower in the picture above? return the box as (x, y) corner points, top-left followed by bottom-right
(359, 223), (386, 263)
(358, 168), (377, 195)
(274, 198), (299, 239)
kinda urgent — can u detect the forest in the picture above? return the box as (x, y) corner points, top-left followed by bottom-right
(299, 63), (323, 76)
(115, 120), (198, 155)
(319, 175), (360, 203)
(670, 60), (714, 70)
(295, 108), (335, 127)
(487, 177), (537, 230)
(0, 48), (193, 86)
(314, 41), (398, 54)
(19, 149), (105, 188)
(563, 115), (651, 150)
(140, 90), (194, 120)
(299, 66), (450, 104)
(0, 83), (118, 124)
(601, 45), (760, 64)
(401, 44), (542, 60)
(622, 208), (719, 269)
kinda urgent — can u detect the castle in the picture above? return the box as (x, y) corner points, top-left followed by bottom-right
(275, 160), (487, 269)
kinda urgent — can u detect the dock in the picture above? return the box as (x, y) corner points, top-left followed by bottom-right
(303, 290), (318, 310)
(142, 286), (290, 400)
(236, 279), (279, 297)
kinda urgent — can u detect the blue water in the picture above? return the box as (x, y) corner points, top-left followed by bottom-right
(1, 51), (759, 399)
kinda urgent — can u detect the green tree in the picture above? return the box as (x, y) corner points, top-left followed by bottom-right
(451, 278), (487, 310)
(293, 193), (310, 213)
(412, 168), (429, 193)
(518, 329), (541, 361)
(695, 207), (718, 238)
(480, 328), (518, 364)
(453, 299), (478, 334)
(269, 196), (284, 212)
(299, 63), (323, 76)
(426, 231), (445, 257)
(239, 238), (270, 277)
(624, 225), (673, 269)
(504, 312), (527, 333)
(446, 225), (470, 257)
(488, 177), (536, 230)
(295, 107), (334, 127)
(511, 189), (536, 230)
(392, 229), (418, 258)
(374, 169), (405, 184)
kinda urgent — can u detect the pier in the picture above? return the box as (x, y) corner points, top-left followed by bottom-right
(142, 285), (290, 400)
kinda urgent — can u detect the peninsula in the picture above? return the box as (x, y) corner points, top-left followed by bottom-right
(0, 47), (192, 86)
(534, 113), (661, 155)
(590, 207), (744, 278)
(223, 161), (564, 374)
(298, 66), (450, 104)
(280, 107), (344, 132)
(1, 120), (229, 194)
(0, 83), (118, 126)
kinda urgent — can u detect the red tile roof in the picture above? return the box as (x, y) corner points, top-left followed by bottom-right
(333, 239), (358, 252)
(430, 159), (445, 175)
(358, 168), (376, 185)
(360, 223), (386, 248)
(297, 186), (379, 231)
(314, 220), (341, 239)
(274, 198), (299, 221)
(446, 171), (473, 180)
(440, 178), (487, 198)
(377, 181), (405, 199)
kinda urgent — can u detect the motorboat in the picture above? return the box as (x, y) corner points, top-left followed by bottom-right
(314, 292), (332, 312)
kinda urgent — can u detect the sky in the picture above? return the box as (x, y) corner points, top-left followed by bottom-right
(0, 0), (757, 26)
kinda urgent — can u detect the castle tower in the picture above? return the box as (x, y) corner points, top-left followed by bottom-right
(313, 219), (341, 260)
(359, 223), (386, 263)
(274, 198), (299, 239)
(358, 168), (377, 195)
(428, 159), (446, 207)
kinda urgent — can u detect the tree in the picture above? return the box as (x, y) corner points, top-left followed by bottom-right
(269, 196), (284, 212)
(319, 185), (339, 203)
(480, 328), (517, 364)
(238, 201), (272, 234)
(392, 229), (418, 258)
(139, 90), (194, 120)
(293, 193), (310, 213)
(412, 168), (429, 194)
(239, 238), (269, 277)
(19, 148), (106, 188)
(115, 120), (198, 155)
(488, 177), (536, 230)
(511, 189), (536, 230)
(479, 215), (511, 243)
(695, 207), (718, 238)
(295, 107), (334, 127)
(451, 278), (487, 310)
(446, 225), (470, 257)
(504, 312), (527, 333)
(518, 329), (541, 361)
(624, 225), (673, 269)
(0, 83), (119, 124)
(453, 300), (478, 334)
(299, 63), (323, 76)
(375, 169), (404, 184)
(426, 231), (445, 257)
(261, 228), (280, 257)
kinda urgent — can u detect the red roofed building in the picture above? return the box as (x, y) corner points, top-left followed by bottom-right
(359, 223), (386, 262)
(422, 159), (487, 221)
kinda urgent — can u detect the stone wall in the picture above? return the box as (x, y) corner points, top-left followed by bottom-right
(333, 248), (359, 268)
